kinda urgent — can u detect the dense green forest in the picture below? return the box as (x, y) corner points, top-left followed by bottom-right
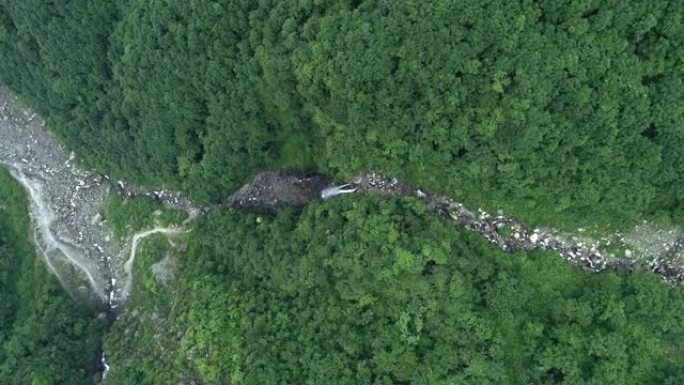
(0, 0), (682, 230)
(0, 169), (101, 385)
(105, 196), (684, 384)
(1, 1), (684, 384)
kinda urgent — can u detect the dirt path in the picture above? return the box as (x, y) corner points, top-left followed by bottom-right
(0, 90), (197, 310)
(1, 87), (683, 318)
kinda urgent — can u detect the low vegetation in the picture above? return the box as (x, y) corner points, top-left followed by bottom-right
(106, 193), (187, 239)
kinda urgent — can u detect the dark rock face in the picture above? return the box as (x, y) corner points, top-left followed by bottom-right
(224, 170), (329, 211)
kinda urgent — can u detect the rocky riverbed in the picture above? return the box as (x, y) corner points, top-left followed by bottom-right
(0, 90), (118, 306)
(0, 90), (200, 311)
(351, 172), (684, 284)
(1, 87), (683, 319)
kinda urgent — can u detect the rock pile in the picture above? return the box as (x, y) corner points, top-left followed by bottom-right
(0, 90), (118, 308)
(353, 171), (684, 284)
(2, 83), (683, 318)
(223, 170), (329, 211)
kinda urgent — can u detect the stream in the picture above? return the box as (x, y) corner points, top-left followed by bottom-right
(1, 88), (684, 379)
(2, 88), (683, 309)
(0, 90), (202, 311)
(2, 88), (684, 308)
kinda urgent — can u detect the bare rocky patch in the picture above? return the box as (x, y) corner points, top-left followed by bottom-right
(151, 253), (174, 287)
(2, 86), (683, 323)
(222, 170), (329, 210)
(0, 90), (118, 307)
(352, 171), (684, 284)
(0, 90), (196, 311)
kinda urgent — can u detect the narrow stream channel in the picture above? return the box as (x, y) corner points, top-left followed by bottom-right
(2, 88), (684, 381)
(2, 88), (684, 308)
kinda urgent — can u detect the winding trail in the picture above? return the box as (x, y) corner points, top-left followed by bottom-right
(118, 226), (189, 304)
(123, 227), (188, 277)
(1, 87), (683, 318)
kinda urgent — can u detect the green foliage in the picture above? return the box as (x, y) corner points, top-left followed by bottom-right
(104, 235), (181, 385)
(105, 197), (684, 384)
(1, 1), (682, 229)
(106, 193), (186, 239)
(0, 169), (102, 385)
(2, 1), (684, 382)
(0, 0), (320, 202)
(291, 0), (684, 230)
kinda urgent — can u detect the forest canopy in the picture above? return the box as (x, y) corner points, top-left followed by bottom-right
(0, 0), (682, 230)
(1, 1), (684, 384)
(104, 196), (684, 384)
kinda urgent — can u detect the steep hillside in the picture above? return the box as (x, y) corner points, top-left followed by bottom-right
(105, 197), (684, 384)
(0, 0), (682, 230)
